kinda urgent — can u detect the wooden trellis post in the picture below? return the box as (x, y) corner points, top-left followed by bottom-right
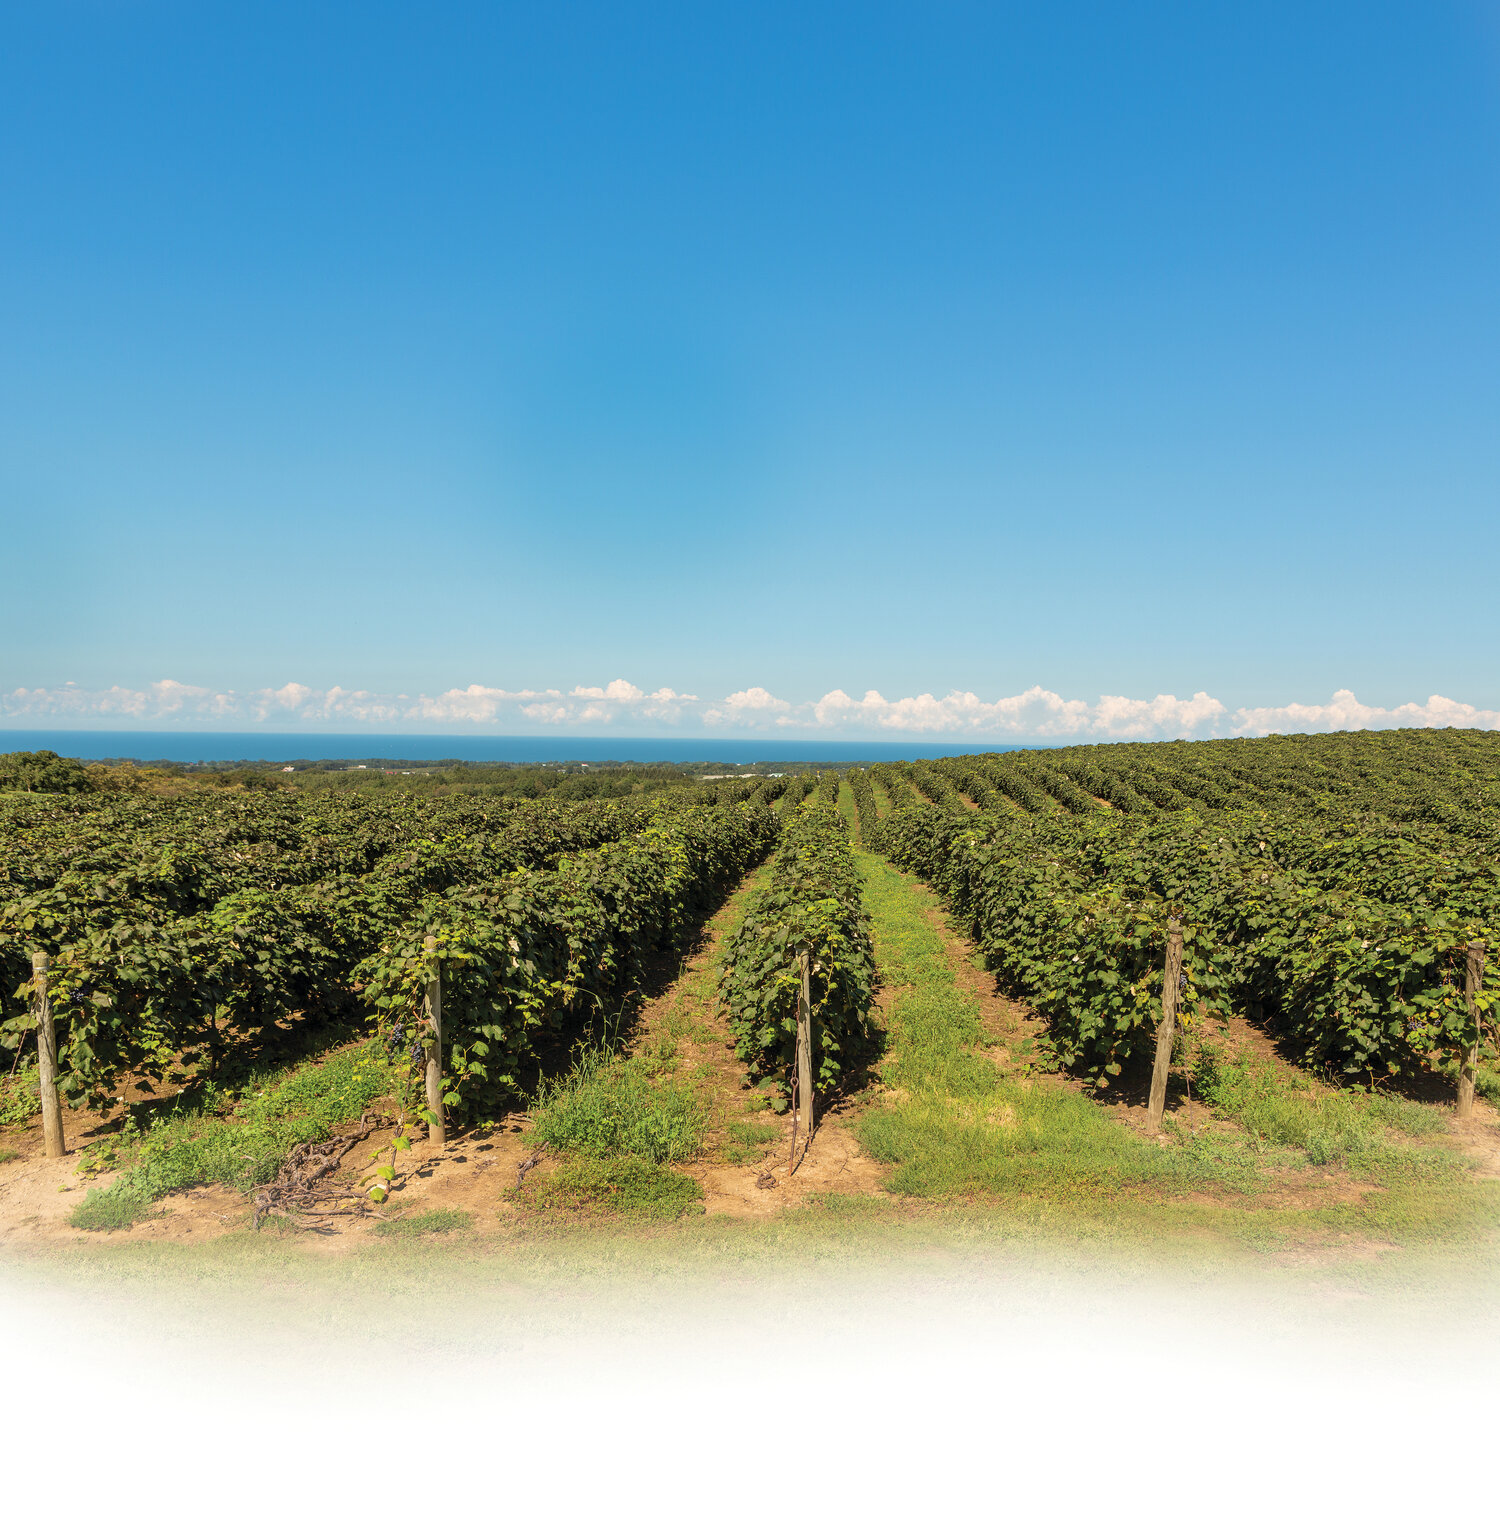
(31, 951), (66, 1159)
(1146, 918), (1184, 1134)
(423, 933), (445, 1143)
(1457, 939), (1487, 1119)
(796, 947), (815, 1143)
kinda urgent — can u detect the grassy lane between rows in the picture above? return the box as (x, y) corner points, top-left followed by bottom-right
(834, 778), (861, 841)
(851, 848), (1499, 1252)
(519, 857), (785, 1220)
(855, 848), (1193, 1200)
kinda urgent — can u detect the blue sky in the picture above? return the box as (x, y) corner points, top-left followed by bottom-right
(3, 2), (1498, 741)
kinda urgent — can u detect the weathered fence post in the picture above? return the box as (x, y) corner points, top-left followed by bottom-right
(1146, 918), (1184, 1134)
(31, 951), (66, 1159)
(423, 933), (445, 1144)
(796, 947), (815, 1144)
(1457, 939), (1487, 1119)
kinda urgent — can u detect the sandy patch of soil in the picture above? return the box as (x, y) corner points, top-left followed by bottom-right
(694, 1105), (888, 1218)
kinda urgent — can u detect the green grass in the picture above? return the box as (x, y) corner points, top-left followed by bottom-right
(516, 1155), (705, 1220)
(721, 1117), (781, 1164)
(635, 1029), (681, 1077)
(69, 1189), (159, 1232)
(858, 982), (1213, 1198)
(851, 850), (1487, 1244)
(855, 850), (1199, 1199)
(835, 777), (861, 840)
(373, 1207), (474, 1238)
(69, 1042), (397, 1232)
(0, 1147), (18, 1165)
(1189, 1042), (1452, 1169)
(520, 1043), (710, 1220)
(529, 1045), (708, 1165)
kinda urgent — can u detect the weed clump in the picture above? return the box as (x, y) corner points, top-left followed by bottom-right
(529, 1047), (707, 1165)
(1189, 1044), (1449, 1167)
(69, 1188), (156, 1232)
(517, 1156), (704, 1220)
(520, 1046), (708, 1220)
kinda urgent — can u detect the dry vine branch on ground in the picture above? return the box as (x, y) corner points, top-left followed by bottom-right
(251, 1112), (386, 1230)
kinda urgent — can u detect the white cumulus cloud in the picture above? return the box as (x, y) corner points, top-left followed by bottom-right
(793, 685), (1223, 738)
(1230, 689), (1500, 735)
(2, 679), (1496, 742)
(704, 687), (794, 725)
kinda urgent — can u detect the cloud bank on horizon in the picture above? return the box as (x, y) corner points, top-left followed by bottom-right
(3, 678), (1497, 741)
